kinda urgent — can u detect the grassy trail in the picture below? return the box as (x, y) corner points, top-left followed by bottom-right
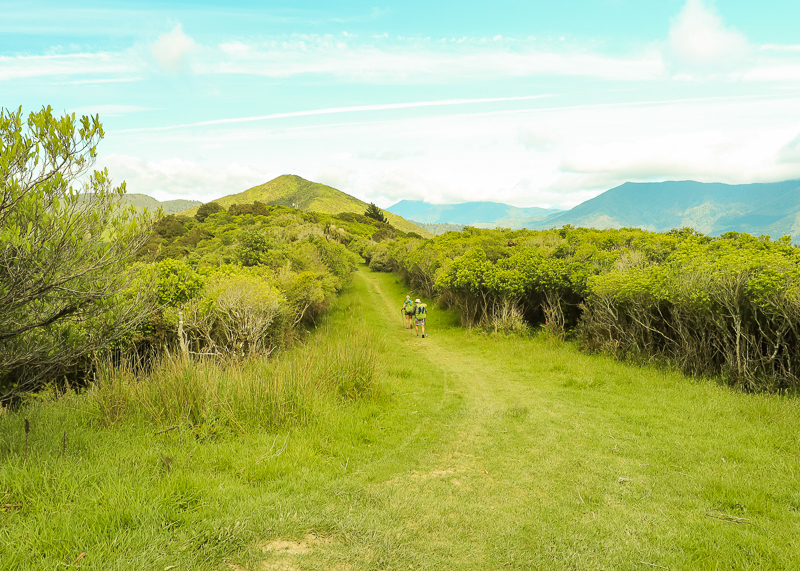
(348, 267), (799, 570)
(2, 266), (799, 570)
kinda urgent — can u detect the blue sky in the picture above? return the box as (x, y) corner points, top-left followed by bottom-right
(3, 0), (800, 208)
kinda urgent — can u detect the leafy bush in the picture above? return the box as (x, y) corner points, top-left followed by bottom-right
(183, 273), (286, 357)
(382, 225), (800, 389)
(195, 201), (224, 222)
(0, 107), (154, 397)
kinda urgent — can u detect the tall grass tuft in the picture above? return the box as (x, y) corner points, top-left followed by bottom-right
(88, 329), (378, 432)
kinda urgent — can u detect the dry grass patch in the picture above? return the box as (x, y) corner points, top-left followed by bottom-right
(259, 534), (333, 555)
(230, 535), (338, 571)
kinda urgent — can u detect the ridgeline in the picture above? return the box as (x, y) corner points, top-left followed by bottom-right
(181, 174), (429, 237)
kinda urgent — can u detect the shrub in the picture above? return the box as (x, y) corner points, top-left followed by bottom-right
(195, 202), (224, 222)
(183, 273), (286, 356)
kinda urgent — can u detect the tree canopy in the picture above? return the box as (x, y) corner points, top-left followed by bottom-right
(0, 106), (154, 396)
(364, 202), (388, 224)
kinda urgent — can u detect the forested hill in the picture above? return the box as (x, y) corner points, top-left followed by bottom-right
(180, 174), (429, 237)
(537, 179), (800, 237)
(388, 200), (560, 228)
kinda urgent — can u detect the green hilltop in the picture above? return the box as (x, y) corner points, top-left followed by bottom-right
(181, 174), (429, 237)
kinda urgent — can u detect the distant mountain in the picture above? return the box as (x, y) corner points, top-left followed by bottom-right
(409, 221), (465, 235)
(387, 200), (562, 229)
(180, 175), (429, 237)
(121, 194), (201, 214)
(536, 180), (800, 237)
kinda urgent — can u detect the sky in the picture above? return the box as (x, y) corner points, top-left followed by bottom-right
(2, 0), (800, 209)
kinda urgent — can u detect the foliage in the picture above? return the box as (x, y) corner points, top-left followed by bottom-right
(228, 201), (269, 217)
(122, 202), (362, 360)
(380, 225), (800, 389)
(364, 202), (388, 224)
(581, 233), (800, 390)
(153, 259), (205, 307)
(195, 201), (224, 222)
(0, 107), (154, 397)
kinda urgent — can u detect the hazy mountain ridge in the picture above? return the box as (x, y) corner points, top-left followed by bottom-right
(179, 175), (429, 237)
(539, 180), (800, 237)
(390, 179), (800, 239)
(409, 221), (465, 235)
(121, 194), (202, 214)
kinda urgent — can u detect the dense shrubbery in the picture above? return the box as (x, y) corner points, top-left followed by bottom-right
(0, 107), (155, 397)
(125, 204), (373, 359)
(0, 107), (410, 401)
(374, 225), (800, 390)
(582, 233), (800, 390)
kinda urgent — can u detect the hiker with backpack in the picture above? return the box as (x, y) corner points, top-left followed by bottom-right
(401, 295), (415, 329)
(414, 298), (427, 338)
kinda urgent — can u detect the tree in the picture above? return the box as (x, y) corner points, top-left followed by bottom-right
(195, 201), (224, 222)
(0, 106), (154, 396)
(364, 202), (388, 224)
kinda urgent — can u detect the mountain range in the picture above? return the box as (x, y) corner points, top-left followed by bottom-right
(388, 179), (800, 239)
(124, 176), (800, 241)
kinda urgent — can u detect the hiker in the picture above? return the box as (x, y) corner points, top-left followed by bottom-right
(414, 298), (427, 338)
(401, 295), (415, 329)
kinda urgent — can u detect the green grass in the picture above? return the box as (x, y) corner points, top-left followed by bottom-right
(1, 266), (799, 569)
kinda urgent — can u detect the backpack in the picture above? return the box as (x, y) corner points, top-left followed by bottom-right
(403, 300), (414, 314)
(415, 303), (427, 319)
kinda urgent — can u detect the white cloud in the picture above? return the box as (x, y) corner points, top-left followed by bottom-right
(119, 95), (554, 133)
(517, 127), (558, 152)
(102, 93), (800, 209)
(0, 52), (139, 80)
(315, 164), (355, 191)
(369, 170), (443, 205)
(760, 44), (800, 53)
(61, 77), (143, 85)
(5, 27), (796, 90)
(151, 24), (197, 74)
(358, 149), (423, 161)
(199, 34), (665, 83)
(101, 154), (265, 201)
(668, 0), (750, 73)
(69, 105), (153, 117)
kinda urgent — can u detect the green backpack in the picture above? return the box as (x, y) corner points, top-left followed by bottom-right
(403, 300), (414, 314)
(415, 303), (428, 319)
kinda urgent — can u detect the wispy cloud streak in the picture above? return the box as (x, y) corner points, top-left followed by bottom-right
(117, 94), (554, 132)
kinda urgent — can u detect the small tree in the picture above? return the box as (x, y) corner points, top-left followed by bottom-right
(0, 106), (154, 396)
(195, 201), (224, 222)
(364, 202), (388, 224)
